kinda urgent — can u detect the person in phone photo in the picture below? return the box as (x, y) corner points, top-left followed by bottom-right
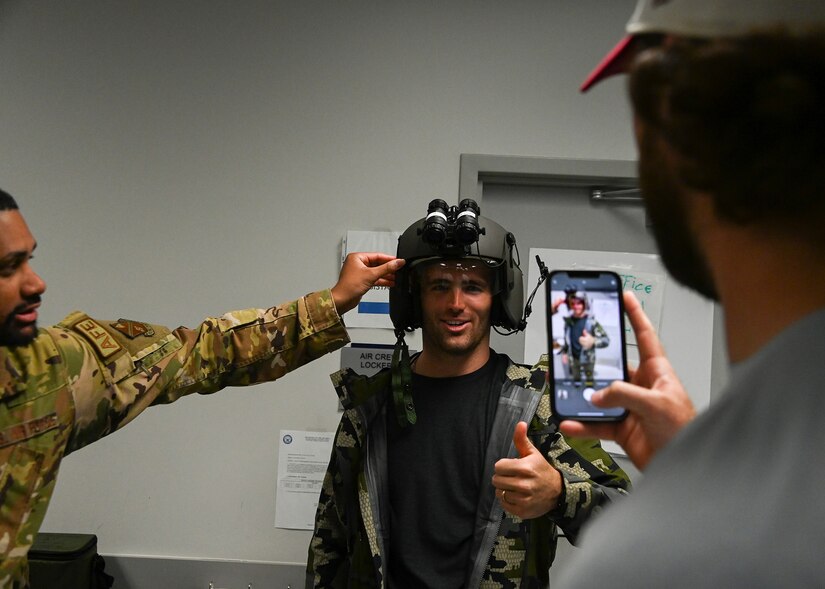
(552, 289), (609, 383)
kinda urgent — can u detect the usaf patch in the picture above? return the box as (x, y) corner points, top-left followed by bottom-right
(110, 319), (155, 339)
(74, 318), (123, 359)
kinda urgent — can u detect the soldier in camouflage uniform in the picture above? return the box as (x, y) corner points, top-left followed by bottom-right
(307, 204), (630, 588)
(0, 189), (403, 589)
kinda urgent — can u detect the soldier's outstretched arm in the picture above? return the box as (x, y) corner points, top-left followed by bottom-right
(63, 254), (400, 451)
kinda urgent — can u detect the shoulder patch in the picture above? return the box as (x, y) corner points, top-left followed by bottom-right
(110, 319), (156, 339)
(73, 317), (122, 358)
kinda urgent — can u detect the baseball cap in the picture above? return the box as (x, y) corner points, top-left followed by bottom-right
(581, 0), (825, 91)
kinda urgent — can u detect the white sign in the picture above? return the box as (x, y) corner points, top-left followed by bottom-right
(275, 430), (335, 530)
(340, 343), (398, 377)
(342, 230), (401, 329)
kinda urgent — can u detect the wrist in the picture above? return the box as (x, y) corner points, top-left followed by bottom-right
(330, 285), (352, 315)
(547, 469), (566, 517)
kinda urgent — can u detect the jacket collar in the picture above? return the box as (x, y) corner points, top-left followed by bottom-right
(331, 366), (392, 410)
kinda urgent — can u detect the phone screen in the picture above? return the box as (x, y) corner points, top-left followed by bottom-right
(546, 270), (628, 421)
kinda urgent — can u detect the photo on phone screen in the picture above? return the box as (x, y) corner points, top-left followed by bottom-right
(547, 270), (628, 421)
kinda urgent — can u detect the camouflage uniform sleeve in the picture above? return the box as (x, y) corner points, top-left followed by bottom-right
(62, 289), (349, 452)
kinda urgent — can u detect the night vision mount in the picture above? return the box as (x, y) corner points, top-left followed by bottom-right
(419, 198), (485, 251)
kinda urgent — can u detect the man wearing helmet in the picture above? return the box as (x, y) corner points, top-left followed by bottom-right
(551, 289), (609, 382)
(307, 202), (630, 588)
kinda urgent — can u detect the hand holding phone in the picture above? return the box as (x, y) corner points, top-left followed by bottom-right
(547, 270), (628, 421)
(558, 291), (696, 469)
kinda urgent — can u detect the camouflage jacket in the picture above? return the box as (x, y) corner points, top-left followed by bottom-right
(306, 354), (631, 588)
(0, 290), (348, 589)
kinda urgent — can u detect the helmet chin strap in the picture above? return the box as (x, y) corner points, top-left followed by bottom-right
(391, 329), (417, 428)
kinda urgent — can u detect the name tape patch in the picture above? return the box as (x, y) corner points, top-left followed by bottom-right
(0, 413), (59, 448)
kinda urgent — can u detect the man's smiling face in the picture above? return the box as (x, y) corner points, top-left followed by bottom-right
(418, 260), (493, 359)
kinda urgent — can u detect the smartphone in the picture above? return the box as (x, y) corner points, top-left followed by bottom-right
(546, 270), (628, 421)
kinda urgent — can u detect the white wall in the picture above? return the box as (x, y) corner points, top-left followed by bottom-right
(0, 0), (637, 565)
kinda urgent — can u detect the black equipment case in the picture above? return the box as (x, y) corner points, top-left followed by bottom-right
(28, 533), (113, 589)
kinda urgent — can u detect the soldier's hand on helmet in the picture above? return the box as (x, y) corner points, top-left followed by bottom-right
(492, 421), (562, 519)
(559, 292), (696, 470)
(579, 329), (596, 350)
(331, 253), (405, 315)
(551, 297), (566, 314)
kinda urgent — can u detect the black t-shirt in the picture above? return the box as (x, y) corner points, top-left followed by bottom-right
(385, 352), (507, 588)
(568, 316), (588, 359)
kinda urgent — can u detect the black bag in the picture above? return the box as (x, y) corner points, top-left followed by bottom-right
(28, 533), (114, 589)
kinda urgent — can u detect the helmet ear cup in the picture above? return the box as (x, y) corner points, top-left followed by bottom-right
(389, 265), (417, 332)
(492, 261), (523, 331)
(487, 230), (523, 332)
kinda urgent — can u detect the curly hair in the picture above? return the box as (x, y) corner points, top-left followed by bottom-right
(628, 28), (825, 227)
(0, 189), (19, 211)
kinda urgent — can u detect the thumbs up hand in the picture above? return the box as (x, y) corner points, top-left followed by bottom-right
(579, 328), (596, 350)
(492, 421), (563, 520)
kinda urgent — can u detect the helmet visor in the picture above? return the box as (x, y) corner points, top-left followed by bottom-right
(411, 258), (505, 297)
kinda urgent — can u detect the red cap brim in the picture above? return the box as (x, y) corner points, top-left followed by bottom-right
(580, 35), (639, 92)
